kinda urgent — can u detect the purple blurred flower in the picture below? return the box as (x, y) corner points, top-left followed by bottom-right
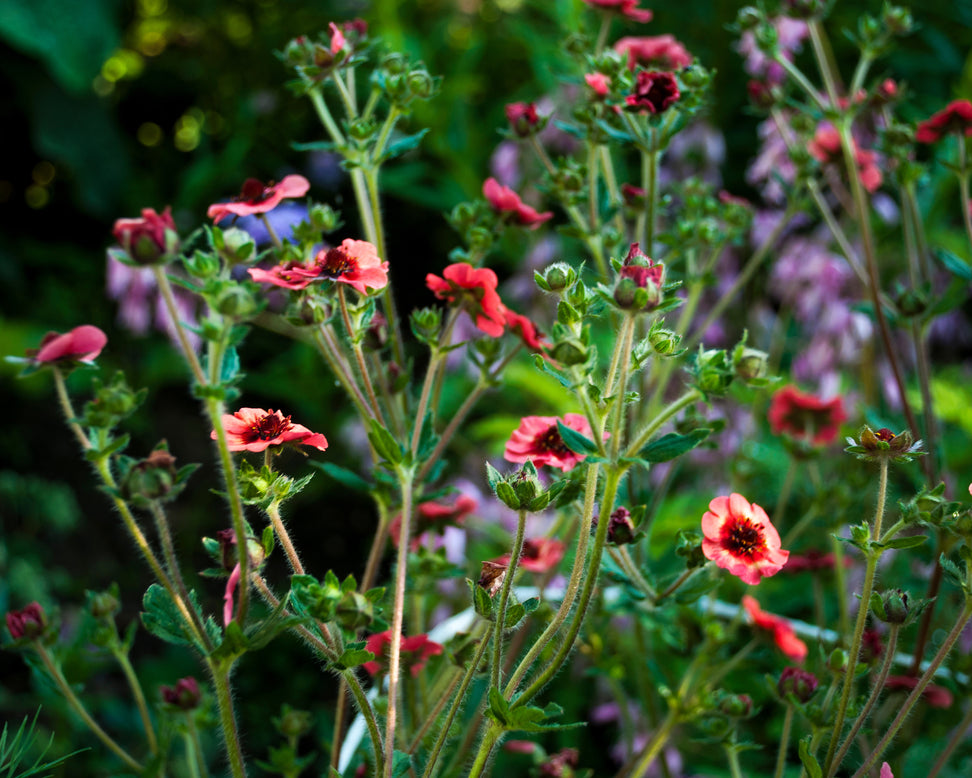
(747, 116), (798, 205)
(660, 121), (726, 188)
(231, 201), (309, 246)
(736, 16), (808, 85)
(106, 254), (202, 351)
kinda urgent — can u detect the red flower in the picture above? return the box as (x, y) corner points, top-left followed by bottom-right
(585, 73), (610, 97)
(701, 493), (788, 585)
(30, 325), (108, 365)
(504, 309), (549, 351)
(742, 595), (807, 662)
(207, 175), (310, 224)
(625, 70), (680, 114)
(389, 494), (478, 548)
(112, 207), (179, 265)
(314, 239), (389, 294)
(768, 385), (847, 445)
(161, 677), (202, 710)
(5, 602), (45, 640)
(496, 538), (567, 574)
(884, 675), (954, 709)
(915, 99), (972, 144)
(808, 126), (882, 192)
(215, 408), (328, 452)
(615, 35), (692, 71)
(426, 262), (507, 337)
(582, 0), (653, 23)
(362, 631), (444, 677)
(504, 413), (601, 472)
(621, 183), (647, 206)
(483, 178), (553, 229)
(248, 259), (322, 290)
(506, 102), (541, 137)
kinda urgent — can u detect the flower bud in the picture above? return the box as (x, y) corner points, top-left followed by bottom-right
(309, 203), (341, 233)
(505, 102), (540, 138)
(883, 4), (913, 35)
(349, 118), (377, 141)
(88, 588), (121, 621)
(733, 346), (769, 382)
(121, 446), (178, 503)
(694, 348), (734, 395)
(219, 228), (256, 264)
(363, 312), (388, 352)
(382, 52), (407, 75)
(335, 590), (374, 631)
(735, 6), (762, 30)
(214, 285), (258, 320)
(537, 262), (576, 293)
(828, 647), (848, 674)
(648, 325), (680, 356)
(675, 528), (706, 568)
(161, 677), (202, 710)
(407, 69), (436, 99)
(872, 589), (909, 624)
(283, 36), (314, 67)
(778, 666), (818, 703)
(410, 307), (443, 345)
(275, 706), (313, 739)
(606, 507), (637, 545)
(549, 340), (589, 366)
(112, 207), (180, 266)
(845, 426), (924, 464)
(719, 693), (754, 718)
(5, 602), (46, 641)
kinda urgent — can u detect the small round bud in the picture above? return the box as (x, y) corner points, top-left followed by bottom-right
(89, 590), (121, 621)
(549, 340), (588, 366)
(5, 603), (46, 641)
(828, 647), (848, 674)
(407, 70), (435, 99)
(649, 327), (680, 356)
(161, 677), (202, 710)
(309, 203), (341, 233)
(736, 6), (762, 30)
(541, 262), (575, 292)
(779, 666), (819, 703)
(734, 346), (769, 382)
(719, 693), (754, 718)
(214, 285), (258, 319)
(276, 707), (313, 739)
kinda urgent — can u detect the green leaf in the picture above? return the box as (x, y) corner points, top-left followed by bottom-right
(379, 128), (430, 163)
(309, 461), (372, 493)
(368, 419), (403, 465)
(391, 750), (413, 778)
(556, 421), (599, 455)
(486, 687), (512, 726)
(334, 648), (375, 671)
(141, 584), (197, 648)
(877, 534), (928, 550)
(934, 247), (972, 280)
(211, 620), (249, 665)
(220, 346), (241, 384)
(292, 139), (339, 152)
(672, 572), (720, 605)
(798, 736), (822, 778)
(639, 429), (712, 463)
(533, 354), (572, 388)
(504, 602), (526, 629)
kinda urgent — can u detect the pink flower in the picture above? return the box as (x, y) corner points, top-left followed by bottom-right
(389, 494), (478, 548)
(625, 70), (680, 114)
(585, 73), (610, 97)
(702, 494), (788, 585)
(916, 99), (972, 144)
(496, 538), (567, 574)
(362, 631), (444, 677)
(742, 595), (808, 662)
(615, 34), (692, 71)
(504, 309), (549, 351)
(314, 239), (389, 294)
(426, 262), (507, 337)
(504, 413), (600, 472)
(483, 178), (553, 229)
(768, 385), (847, 445)
(808, 125), (882, 193)
(582, 0), (653, 23)
(5, 602), (45, 640)
(112, 207), (179, 265)
(506, 102), (541, 137)
(30, 325), (108, 365)
(248, 260), (322, 290)
(207, 175), (311, 224)
(884, 675), (954, 709)
(215, 408), (328, 452)
(880, 764), (893, 778)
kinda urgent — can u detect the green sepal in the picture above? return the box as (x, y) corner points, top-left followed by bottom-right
(638, 429), (711, 463)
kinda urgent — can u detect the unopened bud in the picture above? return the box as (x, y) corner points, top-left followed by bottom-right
(779, 666), (818, 703)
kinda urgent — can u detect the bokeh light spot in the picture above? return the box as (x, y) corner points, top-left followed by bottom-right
(138, 122), (164, 147)
(25, 185), (49, 209)
(32, 161), (56, 186)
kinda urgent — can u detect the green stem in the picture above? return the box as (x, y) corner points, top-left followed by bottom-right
(626, 709), (676, 778)
(313, 326), (376, 424)
(655, 568), (696, 604)
(504, 462), (600, 696)
(258, 214), (282, 250)
(210, 662), (247, 778)
(851, 602), (972, 778)
(823, 459), (888, 774)
(828, 625), (900, 776)
(421, 631), (491, 778)
(726, 744), (745, 778)
(643, 147), (659, 252)
(625, 389), (701, 458)
(268, 502), (304, 575)
(927, 697), (972, 778)
(36, 645), (144, 773)
(466, 723), (502, 778)
(152, 267), (207, 387)
(308, 88), (346, 145)
(775, 707), (795, 778)
(187, 714), (209, 778)
(113, 647), (158, 754)
(339, 286), (384, 419)
(772, 458), (798, 529)
(492, 511), (528, 690)
(384, 473), (414, 778)
(807, 20), (841, 108)
(51, 367), (90, 450)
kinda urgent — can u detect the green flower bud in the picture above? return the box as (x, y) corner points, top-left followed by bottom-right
(335, 590), (374, 631)
(694, 348), (733, 396)
(538, 262), (576, 293)
(220, 228), (256, 264)
(733, 346), (769, 382)
(214, 285), (258, 319)
(410, 307), (442, 345)
(185, 249), (221, 278)
(883, 5), (913, 35)
(121, 447), (178, 503)
(872, 588), (910, 624)
(349, 118), (377, 141)
(88, 588), (121, 621)
(719, 693), (754, 718)
(408, 69), (436, 99)
(736, 6), (762, 30)
(648, 326), (680, 356)
(275, 706), (313, 740)
(382, 52), (407, 75)
(309, 203), (341, 233)
(549, 340), (588, 366)
(828, 647), (848, 674)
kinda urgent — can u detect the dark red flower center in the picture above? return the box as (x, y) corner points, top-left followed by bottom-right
(874, 428), (895, 442)
(248, 411), (291, 442)
(319, 247), (357, 279)
(536, 425), (572, 456)
(723, 518), (765, 559)
(237, 178), (275, 203)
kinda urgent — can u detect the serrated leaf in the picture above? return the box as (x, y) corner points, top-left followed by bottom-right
(503, 602), (526, 630)
(334, 648), (375, 670)
(534, 354), (572, 388)
(556, 421), (599, 455)
(391, 750), (413, 778)
(211, 620), (248, 665)
(639, 429), (712, 463)
(141, 584), (196, 648)
(486, 686), (512, 726)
